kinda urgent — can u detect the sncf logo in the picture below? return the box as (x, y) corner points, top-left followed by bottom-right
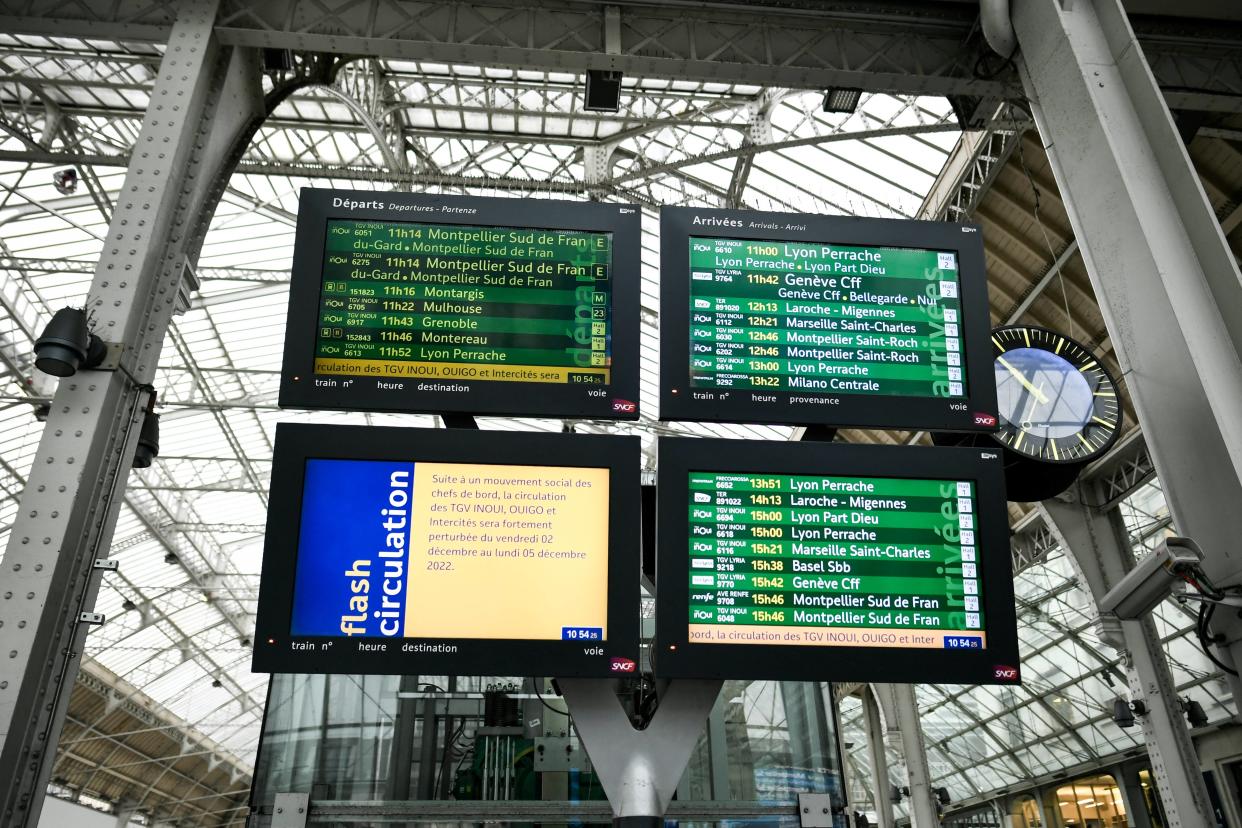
(993, 665), (1020, 681)
(612, 399), (637, 414)
(974, 413), (998, 427)
(610, 657), (637, 673)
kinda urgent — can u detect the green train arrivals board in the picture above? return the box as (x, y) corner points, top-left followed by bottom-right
(687, 471), (985, 650)
(315, 219), (613, 385)
(688, 236), (966, 398)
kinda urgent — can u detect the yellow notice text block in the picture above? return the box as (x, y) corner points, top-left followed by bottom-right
(406, 462), (610, 640)
(314, 358), (610, 384)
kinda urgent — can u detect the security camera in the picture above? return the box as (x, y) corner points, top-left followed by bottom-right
(52, 168), (77, 195)
(34, 307), (107, 377)
(1098, 536), (1203, 619)
(1112, 698), (1135, 728)
(133, 410), (160, 469)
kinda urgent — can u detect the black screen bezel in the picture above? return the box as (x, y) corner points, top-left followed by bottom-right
(279, 188), (642, 420)
(658, 206), (998, 431)
(252, 423), (641, 677)
(653, 437), (1020, 684)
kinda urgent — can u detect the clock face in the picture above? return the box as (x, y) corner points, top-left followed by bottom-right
(991, 325), (1122, 463)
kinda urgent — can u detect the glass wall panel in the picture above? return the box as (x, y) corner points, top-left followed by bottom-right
(1054, 774), (1128, 827)
(251, 673), (846, 825)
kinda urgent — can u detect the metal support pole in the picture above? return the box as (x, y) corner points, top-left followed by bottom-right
(1011, 0), (1242, 698)
(415, 692), (438, 800)
(875, 683), (939, 828)
(1040, 492), (1214, 827)
(706, 694), (731, 799)
(0, 4), (269, 826)
(862, 687), (895, 828)
(559, 678), (722, 828)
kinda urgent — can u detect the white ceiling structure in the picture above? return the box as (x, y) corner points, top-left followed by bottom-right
(0, 9), (1238, 826)
(0, 33), (960, 783)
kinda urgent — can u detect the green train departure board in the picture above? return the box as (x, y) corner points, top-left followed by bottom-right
(688, 236), (966, 398)
(315, 219), (613, 385)
(687, 471), (984, 650)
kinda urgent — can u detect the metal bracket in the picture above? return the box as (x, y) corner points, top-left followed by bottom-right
(797, 793), (834, 828)
(92, 558), (118, 572)
(533, 736), (592, 772)
(91, 341), (125, 371)
(273, 792), (310, 828)
(77, 612), (104, 625)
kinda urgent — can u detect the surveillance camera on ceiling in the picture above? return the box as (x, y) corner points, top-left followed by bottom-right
(1098, 536), (1203, 620)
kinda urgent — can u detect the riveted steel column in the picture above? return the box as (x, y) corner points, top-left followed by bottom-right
(874, 683), (939, 828)
(1040, 490), (1213, 828)
(0, 2), (242, 825)
(862, 686), (895, 828)
(1012, 0), (1242, 701)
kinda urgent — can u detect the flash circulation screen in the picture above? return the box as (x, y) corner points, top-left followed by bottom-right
(291, 458), (611, 642)
(253, 424), (641, 677)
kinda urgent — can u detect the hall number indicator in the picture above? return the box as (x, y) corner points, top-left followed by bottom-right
(688, 237), (966, 398)
(314, 219), (613, 385)
(686, 472), (985, 649)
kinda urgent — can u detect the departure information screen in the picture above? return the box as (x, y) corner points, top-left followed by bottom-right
(687, 236), (966, 398)
(291, 458), (610, 641)
(279, 190), (642, 420)
(315, 219), (613, 385)
(686, 471), (985, 649)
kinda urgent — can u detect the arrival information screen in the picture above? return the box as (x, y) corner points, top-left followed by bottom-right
(687, 471), (986, 649)
(290, 459), (610, 641)
(315, 219), (613, 385)
(688, 236), (966, 397)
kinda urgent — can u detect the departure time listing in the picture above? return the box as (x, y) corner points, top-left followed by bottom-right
(687, 472), (986, 650)
(315, 219), (613, 385)
(688, 237), (966, 398)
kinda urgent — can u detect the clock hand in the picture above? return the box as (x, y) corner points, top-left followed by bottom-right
(998, 356), (1049, 404)
(1018, 381), (1047, 430)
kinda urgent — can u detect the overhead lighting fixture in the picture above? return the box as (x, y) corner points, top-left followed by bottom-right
(52, 168), (78, 195)
(584, 70), (623, 113)
(34, 307), (106, 377)
(133, 391), (161, 469)
(822, 87), (863, 114)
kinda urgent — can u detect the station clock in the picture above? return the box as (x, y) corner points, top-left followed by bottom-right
(934, 325), (1123, 502)
(991, 325), (1122, 463)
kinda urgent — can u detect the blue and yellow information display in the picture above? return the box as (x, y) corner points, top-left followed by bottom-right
(291, 459), (610, 642)
(253, 424), (640, 677)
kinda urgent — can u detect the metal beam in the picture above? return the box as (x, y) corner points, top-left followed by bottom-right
(0, 4), (268, 825)
(2, 1), (1237, 109)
